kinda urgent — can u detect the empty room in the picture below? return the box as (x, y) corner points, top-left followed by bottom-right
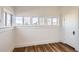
(0, 6), (79, 52)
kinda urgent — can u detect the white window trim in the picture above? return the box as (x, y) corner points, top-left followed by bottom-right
(31, 16), (39, 25)
(15, 16), (60, 26)
(16, 16), (24, 26)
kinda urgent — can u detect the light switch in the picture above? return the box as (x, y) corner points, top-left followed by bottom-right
(73, 31), (75, 35)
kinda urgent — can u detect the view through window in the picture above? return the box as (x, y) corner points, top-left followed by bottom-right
(15, 16), (59, 26)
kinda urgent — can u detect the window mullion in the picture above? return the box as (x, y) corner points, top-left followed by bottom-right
(23, 17), (24, 25)
(11, 15), (12, 26)
(30, 17), (32, 25)
(5, 12), (7, 26)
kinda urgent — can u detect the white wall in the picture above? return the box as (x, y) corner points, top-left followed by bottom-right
(0, 6), (15, 52)
(15, 6), (60, 16)
(15, 7), (62, 47)
(0, 27), (15, 52)
(15, 26), (61, 47)
(61, 7), (79, 51)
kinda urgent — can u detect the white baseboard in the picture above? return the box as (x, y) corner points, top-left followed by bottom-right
(9, 46), (15, 52)
(15, 40), (60, 48)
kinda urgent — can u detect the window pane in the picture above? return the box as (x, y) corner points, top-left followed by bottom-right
(11, 15), (14, 26)
(32, 17), (38, 25)
(52, 17), (57, 25)
(47, 17), (52, 25)
(3, 12), (6, 26)
(16, 17), (23, 25)
(39, 17), (44, 25)
(7, 14), (11, 26)
(24, 17), (30, 25)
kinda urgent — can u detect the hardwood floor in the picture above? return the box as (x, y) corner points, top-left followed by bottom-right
(13, 42), (77, 52)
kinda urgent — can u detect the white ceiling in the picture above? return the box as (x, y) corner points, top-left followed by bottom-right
(13, 6), (62, 11)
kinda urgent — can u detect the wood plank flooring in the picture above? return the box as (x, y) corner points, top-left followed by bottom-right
(13, 42), (77, 52)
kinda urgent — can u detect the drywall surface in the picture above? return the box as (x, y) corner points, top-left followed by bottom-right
(61, 7), (79, 51)
(0, 27), (15, 52)
(0, 6), (15, 52)
(15, 6), (60, 16)
(15, 26), (61, 47)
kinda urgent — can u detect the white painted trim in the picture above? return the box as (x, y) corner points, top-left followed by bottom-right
(15, 39), (60, 48)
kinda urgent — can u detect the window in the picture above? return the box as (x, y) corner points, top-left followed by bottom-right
(32, 17), (39, 25)
(3, 12), (6, 26)
(47, 17), (52, 25)
(4, 12), (12, 26)
(24, 17), (30, 25)
(11, 15), (14, 26)
(6, 13), (12, 26)
(47, 17), (58, 25)
(52, 17), (58, 25)
(16, 17), (23, 26)
(15, 16), (59, 26)
(39, 17), (45, 25)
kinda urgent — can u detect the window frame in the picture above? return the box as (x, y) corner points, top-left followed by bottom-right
(6, 13), (12, 26)
(4, 12), (13, 27)
(31, 16), (39, 25)
(39, 16), (45, 25)
(47, 16), (52, 25)
(15, 16), (59, 26)
(15, 16), (24, 26)
(23, 16), (31, 25)
(52, 16), (59, 25)
(4, 12), (7, 26)
(46, 16), (59, 25)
